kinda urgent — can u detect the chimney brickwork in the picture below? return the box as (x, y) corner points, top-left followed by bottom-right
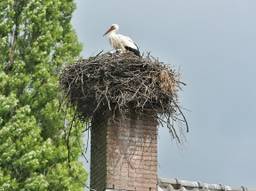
(91, 112), (158, 191)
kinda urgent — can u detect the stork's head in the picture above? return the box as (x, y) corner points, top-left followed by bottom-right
(103, 24), (119, 36)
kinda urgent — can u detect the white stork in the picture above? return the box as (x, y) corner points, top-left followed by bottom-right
(103, 24), (140, 56)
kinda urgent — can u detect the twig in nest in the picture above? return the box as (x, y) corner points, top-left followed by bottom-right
(66, 111), (77, 168)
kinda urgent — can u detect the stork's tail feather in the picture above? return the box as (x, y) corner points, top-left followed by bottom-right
(125, 46), (141, 57)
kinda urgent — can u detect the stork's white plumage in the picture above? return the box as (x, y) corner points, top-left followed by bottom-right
(103, 24), (140, 56)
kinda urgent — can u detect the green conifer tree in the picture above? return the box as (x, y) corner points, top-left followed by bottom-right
(0, 0), (87, 190)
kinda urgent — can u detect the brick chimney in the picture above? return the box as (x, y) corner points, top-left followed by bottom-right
(90, 111), (158, 191)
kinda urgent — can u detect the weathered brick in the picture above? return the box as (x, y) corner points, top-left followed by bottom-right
(91, 112), (158, 191)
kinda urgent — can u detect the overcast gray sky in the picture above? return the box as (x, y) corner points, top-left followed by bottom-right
(72, 0), (256, 187)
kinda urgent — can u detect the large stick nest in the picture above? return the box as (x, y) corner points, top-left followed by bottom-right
(60, 52), (188, 141)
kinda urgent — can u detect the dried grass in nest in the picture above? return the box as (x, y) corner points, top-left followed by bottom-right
(60, 52), (188, 141)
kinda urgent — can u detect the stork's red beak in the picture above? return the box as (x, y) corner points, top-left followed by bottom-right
(103, 26), (114, 36)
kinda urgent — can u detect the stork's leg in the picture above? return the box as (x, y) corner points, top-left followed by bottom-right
(109, 49), (116, 54)
(116, 49), (122, 54)
(107, 50), (117, 58)
(107, 49), (123, 57)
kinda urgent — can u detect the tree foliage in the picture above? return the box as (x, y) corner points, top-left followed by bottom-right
(0, 0), (87, 190)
